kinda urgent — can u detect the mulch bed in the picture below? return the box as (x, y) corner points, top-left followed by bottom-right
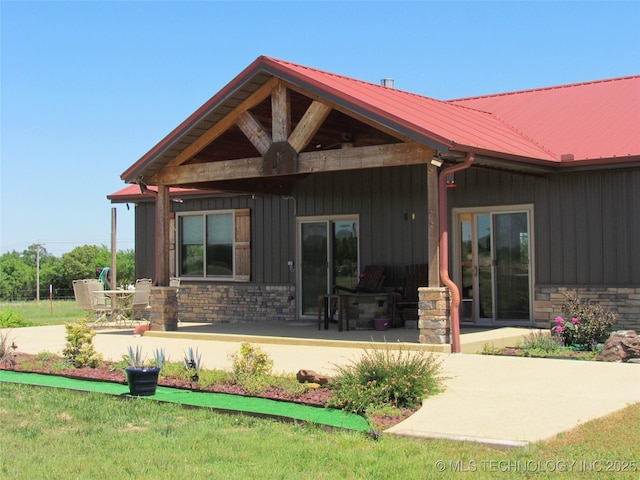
(1, 353), (416, 431)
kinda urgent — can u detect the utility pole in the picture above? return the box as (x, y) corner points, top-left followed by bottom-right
(35, 242), (44, 303)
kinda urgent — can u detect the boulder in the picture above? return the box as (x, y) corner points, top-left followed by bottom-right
(598, 330), (640, 363)
(296, 369), (331, 385)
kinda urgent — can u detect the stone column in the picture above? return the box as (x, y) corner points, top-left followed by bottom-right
(149, 286), (178, 331)
(418, 287), (450, 344)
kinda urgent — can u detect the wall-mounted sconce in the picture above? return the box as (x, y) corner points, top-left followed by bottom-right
(430, 157), (443, 167)
(446, 173), (457, 188)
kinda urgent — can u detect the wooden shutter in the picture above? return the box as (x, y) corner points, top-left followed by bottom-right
(234, 208), (251, 281)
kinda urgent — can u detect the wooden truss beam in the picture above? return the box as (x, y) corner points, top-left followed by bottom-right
(156, 142), (434, 185)
(288, 101), (332, 153)
(165, 77), (280, 169)
(236, 111), (272, 156)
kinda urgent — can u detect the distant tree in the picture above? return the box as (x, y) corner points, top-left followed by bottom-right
(20, 244), (65, 298)
(0, 251), (33, 300)
(0, 245), (137, 300)
(115, 249), (135, 287)
(59, 245), (108, 286)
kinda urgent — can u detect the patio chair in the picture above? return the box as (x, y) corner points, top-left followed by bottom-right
(394, 264), (428, 327)
(334, 265), (385, 294)
(72, 279), (93, 312)
(169, 277), (181, 287)
(85, 279), (112, 326)
(132, 278), (153, 321)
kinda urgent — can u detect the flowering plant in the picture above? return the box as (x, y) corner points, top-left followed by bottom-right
(553, 316), (580, 347)
(553, 291), (617, 350)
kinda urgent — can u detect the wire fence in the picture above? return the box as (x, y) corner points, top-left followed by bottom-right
(0, 288), (75, 302)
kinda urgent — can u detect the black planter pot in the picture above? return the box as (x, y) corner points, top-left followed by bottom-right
(125, 367), (160, 396)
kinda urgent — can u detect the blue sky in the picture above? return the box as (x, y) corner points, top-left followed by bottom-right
(1, 1), (639, 257)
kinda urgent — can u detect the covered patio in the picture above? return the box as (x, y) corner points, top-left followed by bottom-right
(142, 321), (541, 354)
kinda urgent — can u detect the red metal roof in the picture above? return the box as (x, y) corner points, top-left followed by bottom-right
(107, 184), (221, 203)
(264, 57), (557, 161)
(448, 76), (640, 162)
(122, 56), (640, 184)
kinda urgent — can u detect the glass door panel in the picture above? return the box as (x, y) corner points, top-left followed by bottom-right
(459, 215), (474, 321)
(300, 222), (328, 316)
(476, 214), (493, 319)
(494, 213), (530, 319)
(332, 221), (358, 291)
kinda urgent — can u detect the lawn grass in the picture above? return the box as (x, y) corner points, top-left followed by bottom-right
(1, 384), (638, 479)
(0, 300), (84, 326)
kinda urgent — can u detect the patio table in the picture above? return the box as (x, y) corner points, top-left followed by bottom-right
(95, 290), (136, 327)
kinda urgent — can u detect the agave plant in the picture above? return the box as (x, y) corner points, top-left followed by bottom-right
(152, 348), (166, 369)
(126, 345), (147, 369)
(183, 347), (202, 382)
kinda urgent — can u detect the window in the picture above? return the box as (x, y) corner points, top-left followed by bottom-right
(177, 209), (250, 281)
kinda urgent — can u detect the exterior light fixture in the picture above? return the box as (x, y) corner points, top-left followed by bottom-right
(446, 173), (456, 188)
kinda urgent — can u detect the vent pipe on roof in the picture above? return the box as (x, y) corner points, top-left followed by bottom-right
(381, 78), (395, 88)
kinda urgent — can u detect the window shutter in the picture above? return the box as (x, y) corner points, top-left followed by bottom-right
(234, 208), (251, 281)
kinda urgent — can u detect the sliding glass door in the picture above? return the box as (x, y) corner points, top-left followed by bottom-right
(297, 217), (359, 317)
(456, 207), (532, 325)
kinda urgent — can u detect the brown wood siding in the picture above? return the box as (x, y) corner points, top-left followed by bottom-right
(450, 166), (640, 286)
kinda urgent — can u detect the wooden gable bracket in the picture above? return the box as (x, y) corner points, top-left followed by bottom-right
(236, 82), (332, 176)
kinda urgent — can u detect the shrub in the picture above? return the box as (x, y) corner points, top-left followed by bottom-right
(328, 345), (444, 415)
(553, 291), (617, 349)
(231, 342), (273, 379)
(62, 319), (102, 368)
(0, 309), (31, 328)
(521, 330), (563, 355)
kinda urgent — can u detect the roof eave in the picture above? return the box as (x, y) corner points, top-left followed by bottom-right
(121, 56), (275, 184)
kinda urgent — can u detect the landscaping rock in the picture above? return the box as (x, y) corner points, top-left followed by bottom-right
(598, 330), (640, 363)
(296, 369), (331, 385)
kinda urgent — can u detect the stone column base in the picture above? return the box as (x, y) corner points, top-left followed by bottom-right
(149, 286), (178, 331)
(418, 287), (450, 344)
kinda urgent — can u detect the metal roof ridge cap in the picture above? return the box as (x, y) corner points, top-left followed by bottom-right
(260, 63), (457, 150)
(446, 74), (640, 103)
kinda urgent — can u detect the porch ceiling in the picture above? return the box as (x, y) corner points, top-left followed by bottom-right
(162, 88), (409, 194)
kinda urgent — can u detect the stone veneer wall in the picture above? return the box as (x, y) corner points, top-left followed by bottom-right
(418, 287), (450, 344)
(149, 286), (178, 331)
(534, 286), (640, 331)
(177, 284), (296, 323)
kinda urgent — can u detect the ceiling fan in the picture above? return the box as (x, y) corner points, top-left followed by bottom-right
(318, 124), (396, 150)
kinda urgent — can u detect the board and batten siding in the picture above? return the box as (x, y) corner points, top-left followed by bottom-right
(293, 165), (430, 287)
(135, 164), (638, 289)
(134, 164), (432, 289)
(135, 195), (296, 284)
(134, 202), (157, 281)
(450, 166), (640, 287)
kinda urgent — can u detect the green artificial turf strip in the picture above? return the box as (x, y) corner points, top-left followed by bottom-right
(0, 370), (371, 432)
